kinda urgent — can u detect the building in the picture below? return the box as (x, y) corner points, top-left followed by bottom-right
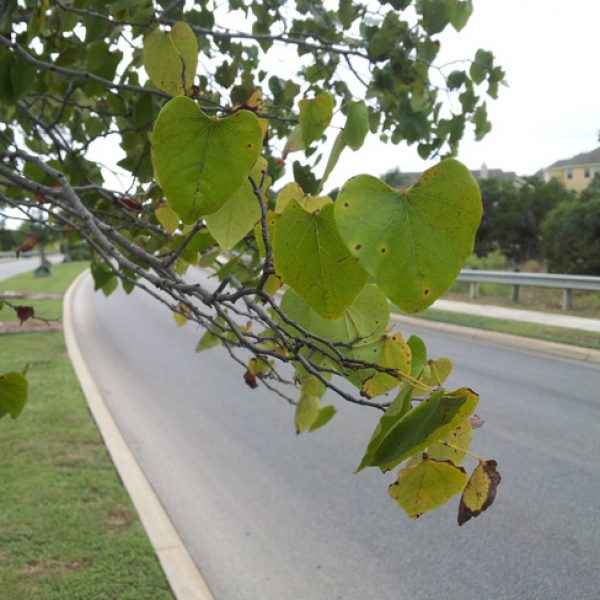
(544, 146), (600, 192)
(391, 163), (521, 187)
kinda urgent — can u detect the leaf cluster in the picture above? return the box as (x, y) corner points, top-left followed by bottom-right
(0, 0), (504, 523)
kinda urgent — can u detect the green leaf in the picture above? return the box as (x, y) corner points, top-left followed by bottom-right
(458, 460), (501, 525)
(299, 92), (334, 146)
(320, 131), (346, 189)
(356, 383), (414, 472)
(155, 204), (179, 234)
(365, 387), (479, 470)
(295, 394), (320, 433)
(0, 370), (29, 420)
(151, 96), (263, 223)
(361, 333), (412, 398)
(343, 101), (369, 150)
(143, 22), (198, 96)
(206, 157), (269, 250)
(274, 200), (368, 319)
(294, 393), (336, 433)
(280, 283), (389, 344)
(335, 159), (482, 313)
(196, 330), (221, 352)
(451, 0), (473, 31)
(86, 41), (122, 81)
(407, 335), (427, 377)
(389, 458), (467, 519)
(310, 404), (336, 431)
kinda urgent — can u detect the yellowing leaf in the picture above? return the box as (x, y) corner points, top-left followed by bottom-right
(362, 333), (412, 398)
(299, 92), (334, 146)
(283, 125), (306, 157)
(428, 419), (473, 465)
(205, 157), (269, 250)
(273, 200), (368, 319)
(423, 357), (453, 386)
(173, 302), (192, 327)
(458, 460), (501, 525)
(143, 22), (198, 96)
(335, 159), (482, 313)
(389, 458), (467, 519)
(275, 182), (332, 214)
(152, 97), (263, 223)
(155, 203), (179, 234)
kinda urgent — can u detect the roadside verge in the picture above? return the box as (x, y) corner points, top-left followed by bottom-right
(63, 270), (214, 600)
(391, 312), (600, 365)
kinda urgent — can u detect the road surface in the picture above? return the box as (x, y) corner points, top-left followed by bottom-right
(71, 272), (600, 600)
(0, 257), (46, 281)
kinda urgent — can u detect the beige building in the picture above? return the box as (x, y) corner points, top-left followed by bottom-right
(544, 146), (600, 192)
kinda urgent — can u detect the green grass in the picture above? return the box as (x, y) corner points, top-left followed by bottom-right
(419, 309), (600, 351)
(0, 262), (88, 323)
(0, 267), (173, 599)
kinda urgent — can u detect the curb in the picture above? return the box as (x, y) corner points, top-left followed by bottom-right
(391, 312), (600, 366)
(63, 271), (214, 600)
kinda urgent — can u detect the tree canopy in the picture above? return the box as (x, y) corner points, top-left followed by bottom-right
(0, 0), (505, 523)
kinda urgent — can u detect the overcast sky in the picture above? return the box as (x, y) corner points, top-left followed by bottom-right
(327, 0), (600, 186)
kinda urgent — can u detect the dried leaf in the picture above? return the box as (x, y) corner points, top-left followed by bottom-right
(458, 460), (501, 525)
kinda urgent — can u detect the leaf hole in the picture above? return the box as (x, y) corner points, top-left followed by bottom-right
(343, 202), (349, 207)
(247, 143), (252, 148)
(380, 247), (387, 254)
(423, 288), (430, 296)
(354, 243), (362, 251)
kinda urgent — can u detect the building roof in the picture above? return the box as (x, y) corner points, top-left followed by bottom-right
(397, 167), (519, 187)
(547, 146), (600, 169)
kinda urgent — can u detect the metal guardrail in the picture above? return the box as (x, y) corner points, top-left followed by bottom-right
(456, 269), (600, 309)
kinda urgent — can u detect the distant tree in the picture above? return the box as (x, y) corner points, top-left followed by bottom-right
(542, 194), (600, 275)
(380, 168), (408, 188)
(475, 176), (571, 264)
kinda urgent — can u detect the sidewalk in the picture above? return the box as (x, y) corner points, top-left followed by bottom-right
(431, 299), (600, 334)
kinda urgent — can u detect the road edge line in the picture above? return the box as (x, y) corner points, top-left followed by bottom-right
(63, 270), (215, 600)
(390, 312), (600, 365)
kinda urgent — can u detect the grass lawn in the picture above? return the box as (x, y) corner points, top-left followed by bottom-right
(419, 308), (600, 351)
(0, 266), (173, 599)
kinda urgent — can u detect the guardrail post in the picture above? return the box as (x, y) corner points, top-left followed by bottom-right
(469, 282), (479, 299)
(511, 284), (520, 303)
(562, 288), (572, 310)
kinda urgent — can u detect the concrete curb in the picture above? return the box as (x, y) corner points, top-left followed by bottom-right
(391, 312), (600, 366)
(63, 271), (214, 600)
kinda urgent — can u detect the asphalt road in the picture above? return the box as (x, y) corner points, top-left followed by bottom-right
(0, 257), (48, 281)
(71, 272), (600, 600)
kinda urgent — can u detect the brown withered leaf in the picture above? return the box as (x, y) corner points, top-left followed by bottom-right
(458, 459), (501, 526)
(243, 369), (258, 389)
(15, 306), (35, 325)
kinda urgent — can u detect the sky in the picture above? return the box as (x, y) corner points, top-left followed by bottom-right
(326, 0), (600, 186)
(9, 0), (600, 204)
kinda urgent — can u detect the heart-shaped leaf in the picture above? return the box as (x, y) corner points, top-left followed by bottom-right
(152, 96), (263, 223)
(335, 159), (482, 313)
(389, 458), (467, 519)
(143, 22), (198, 96)
(273, 200), (368, 319)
